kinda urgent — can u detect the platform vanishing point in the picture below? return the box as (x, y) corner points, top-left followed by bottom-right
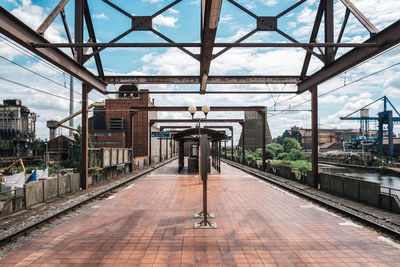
(1, 160), (400, 266)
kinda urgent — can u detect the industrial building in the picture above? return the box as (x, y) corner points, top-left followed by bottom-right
(0, 99), (36, 157)
(238, 109), (272, 151)
(88, 87), (173, 162)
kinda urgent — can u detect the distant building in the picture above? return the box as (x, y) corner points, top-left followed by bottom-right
(48, 135), (75, 161)
(89, 86), (171, 161)
(238, 109), (272, 151)
(0, 99), (36, 157)
(277, 126), (381, 150)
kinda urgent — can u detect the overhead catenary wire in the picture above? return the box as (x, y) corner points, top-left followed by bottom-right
(0, 76), (81, 103)
(267, 44), (400, 111)
(0, 54), (93, 102)
(0, 35), (105, 100)
(268, 61), (400, 118)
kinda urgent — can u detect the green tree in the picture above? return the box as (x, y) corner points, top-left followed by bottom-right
(283, 137), (301, 153)
(286, 148), (304, 161)
(266, 143), (284, 158)
(72, 126), (94, 171)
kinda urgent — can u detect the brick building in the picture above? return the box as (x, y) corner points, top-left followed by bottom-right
(89, 87), (157, 158)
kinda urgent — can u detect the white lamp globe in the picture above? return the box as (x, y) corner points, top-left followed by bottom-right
(188, 105), (196, 115)
(202, 105), (210, 115)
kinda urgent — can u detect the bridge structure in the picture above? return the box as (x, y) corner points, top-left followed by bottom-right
(1, 0), (399, 190)
(1, 1), (400, 263)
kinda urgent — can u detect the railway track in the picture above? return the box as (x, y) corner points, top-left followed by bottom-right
(0, 158), (176, 247)
(223, 159), (400, 240)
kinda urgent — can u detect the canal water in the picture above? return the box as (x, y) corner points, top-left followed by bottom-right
(319, 163), (400, 196)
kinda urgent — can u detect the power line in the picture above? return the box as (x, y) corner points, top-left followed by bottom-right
(267, 44), (400, 111)
(0, 35), (106, 101)
(0, 76), (80, 103)
(0, 54), (86, 100)
(268, 61), (400, 118)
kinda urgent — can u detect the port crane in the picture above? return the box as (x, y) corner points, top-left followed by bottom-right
(340, 96), (400, 158)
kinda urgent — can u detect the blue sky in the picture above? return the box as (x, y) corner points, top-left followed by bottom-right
(0, 0), (399, 144)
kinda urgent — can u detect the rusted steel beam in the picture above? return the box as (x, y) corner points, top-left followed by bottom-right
(104, 75), (301, 84)
(106, 90), (298, 94)
(83, 0), (104, 79)
(300, 0), (324, 79)
(36, 0), (70, 35)
(200, 0), (222, 94)
(132, 106), (266, 112)
(340, 0), (378, 36)
(151, 119), (243, 123)
(32, 42), (382, 48)
(0, 7), (106, 93)
(81, 84), (90, 190)
(324, 0), (335, 64)
(298, 20), (400, 93)
(311, 87), (318, 188)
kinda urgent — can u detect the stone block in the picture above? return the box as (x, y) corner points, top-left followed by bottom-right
(25, 180), (44, 208)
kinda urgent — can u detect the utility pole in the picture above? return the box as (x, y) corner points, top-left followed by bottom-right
(69, 75), (74, 136)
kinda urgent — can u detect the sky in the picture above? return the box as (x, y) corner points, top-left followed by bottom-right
(0, 0), (399, 145)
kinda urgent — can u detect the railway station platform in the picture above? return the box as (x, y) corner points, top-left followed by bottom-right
(1, 159), (400, 266)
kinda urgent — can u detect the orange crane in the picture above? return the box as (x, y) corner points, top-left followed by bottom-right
(0, 158), (26, 182)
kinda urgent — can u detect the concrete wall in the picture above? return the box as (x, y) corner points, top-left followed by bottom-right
(25, 180), (44, 208)
(24, 174), (80, 208)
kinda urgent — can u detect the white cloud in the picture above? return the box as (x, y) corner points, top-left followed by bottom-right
(142, 0), (164, 3)
(93, 13), (108, 20)
(153, 14), (178, 28)
(264, 0), (277, 7)
(168, 8), (179, 14)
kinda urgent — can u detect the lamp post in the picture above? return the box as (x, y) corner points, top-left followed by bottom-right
(189, 105), (216, 228)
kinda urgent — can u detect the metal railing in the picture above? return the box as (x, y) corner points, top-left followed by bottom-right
(381, 186), (400, 211)
(0, 187), (24, 214)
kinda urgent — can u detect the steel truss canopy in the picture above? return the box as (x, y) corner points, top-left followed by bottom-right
(0, 1), (399, 94)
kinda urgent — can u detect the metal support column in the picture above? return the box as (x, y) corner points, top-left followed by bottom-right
(311, 87), (319, 188)
(324, 0), (335, 64)
(148, 122), (153, 165)
(159, 138), (162, 162)
(166, 137), (168, 160)
(241, 123), (245, 164)
(224, 140), (227, 159)
(81, 84), (89, 190)
(261, 110), (266, 171)
(231, 130), (234, 161)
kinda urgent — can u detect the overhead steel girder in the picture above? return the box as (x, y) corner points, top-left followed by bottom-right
(151, 119), (243, 123)
(105, 75), (301, 84)
(200, 0), (222, 94)
(131, 106), (266, 112)
(297, 20), (400, 93)
(0, 7), (107, 93)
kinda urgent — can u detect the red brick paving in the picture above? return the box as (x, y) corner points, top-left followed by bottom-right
(1, 160), (400, 266)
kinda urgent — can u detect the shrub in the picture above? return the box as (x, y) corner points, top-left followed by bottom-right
(286, 149), (304, 161)
(283, 137), (301, 153)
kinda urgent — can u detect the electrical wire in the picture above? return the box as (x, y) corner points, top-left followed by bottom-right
(0, 76), (80, 103)
(0, 35), (106, 100)
(267, 44), (400, 111)
(0, 54), (87, 101)
(268, 61), (400, 118)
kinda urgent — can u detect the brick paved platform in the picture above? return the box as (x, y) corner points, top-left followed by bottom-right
(1, 160), (400, 266)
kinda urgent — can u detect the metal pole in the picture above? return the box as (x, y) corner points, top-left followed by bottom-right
(261, 111), (266, 171)
(45, 142), (48, 167)
(311, 87), (319, 188)
(81, 84), (89, 190)
(159, 137), (162, 162)
(224, 140), (227, 159)
(69, 75), (74, 136)
(241, 123), (245, 164)
(148, 123), (152, 165)
(166, 137), (168, 160)
(231, 130), (234, 161)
